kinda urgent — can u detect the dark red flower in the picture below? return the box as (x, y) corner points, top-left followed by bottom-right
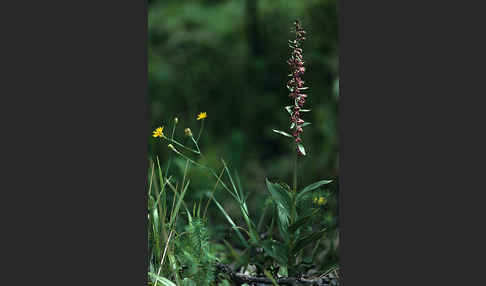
(286, 20), (309, 146)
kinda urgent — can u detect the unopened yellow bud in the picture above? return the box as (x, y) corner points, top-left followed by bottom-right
(168, 144), (176, 152)
(174, 117), (179, 124)
(184, 128), (193, 137)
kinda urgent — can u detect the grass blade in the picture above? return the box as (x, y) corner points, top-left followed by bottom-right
(210, 195), (249, 248)
(149, 273), (177, 286)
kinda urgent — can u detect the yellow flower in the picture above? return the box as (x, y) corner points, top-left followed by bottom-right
(152, 126), (164, 138)
(313, 196), (326, 206)
(197, 112), (207, 120)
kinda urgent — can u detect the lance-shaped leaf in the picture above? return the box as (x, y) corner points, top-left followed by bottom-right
(273, 129), (292, 138)
(301, 122), (311, 127)
(211, 195), (249, 248)
(297, 144), (306, 156)
(261, 240), (288, 266)
(148, 273), (177, 286)
(296, 179), (333, 202)
(266, 178), (292, 227)
(288, 210), (318, 233)
(182, 278), (196, 286)
(291, 229), (326, 255)
(285, 106), (293, 115)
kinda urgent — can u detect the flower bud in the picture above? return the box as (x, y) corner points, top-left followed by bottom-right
(174, 117), (178, 124)
(168, 144), (176, 152)
(184, 128), (193, 137)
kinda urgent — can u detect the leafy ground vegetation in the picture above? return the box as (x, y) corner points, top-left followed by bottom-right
(148, 20), (340, 286)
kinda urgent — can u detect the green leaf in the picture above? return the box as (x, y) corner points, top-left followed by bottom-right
(210, 195), (249, 248)
(263, 269), (280, 286)
(148, 273), (177, 286)
(288, 210), (318, 233)
(272, 129), (292, 138)
(333, 78), (340, 99)
(222, 239), (244, 264)
(257, 204), (268, 232)
(291, 229), (326, 255)
(284, 106), (293, 115)
(301, 122), (311, 127)
(182, 278), (197, 286)
(277, 207), (290, 228)
(168, 179), (190, 229)
(262, 240), (287, 266)
(297, 144), (306, 155)
(299, 205), (320, 218)
(218, 280), (231, 286)
(221, 161), (257, 238)
(266, 179), (292, 208)
(150, 206), (161, 257)
(273, 242), (289, 265)
(296, 180), (333, 202)
(265, 179), (291, 227)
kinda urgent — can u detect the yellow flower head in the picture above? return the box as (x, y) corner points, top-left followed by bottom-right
(152, 126), (164, 138)
(197, 112), (207, 120)
(314, 196), (326, 206)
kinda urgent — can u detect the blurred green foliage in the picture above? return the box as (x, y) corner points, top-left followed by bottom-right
(148, 0), (339, 271)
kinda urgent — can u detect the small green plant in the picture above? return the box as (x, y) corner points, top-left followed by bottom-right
(148, 20), (339, 286)
(175, 218), (215, 286)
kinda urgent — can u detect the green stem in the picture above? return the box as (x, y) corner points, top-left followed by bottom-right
(203, 167), (226, 220)
(289, 145), (298, 274)
(290, 145), (298, 224)
(196, 119), (205, 142)
(293, 146), (298, 194)
(168, 145), (237, 201)
(163, 135), (200, 155)
(191, 136), (203, 156)
(170, 121), (176, 140)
